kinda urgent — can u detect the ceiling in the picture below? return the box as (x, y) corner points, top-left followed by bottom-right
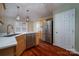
(2, 3), (54, 21)
(1, 3), (75, 21)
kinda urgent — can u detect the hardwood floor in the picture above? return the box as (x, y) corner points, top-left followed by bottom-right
(21, 41), (79, 56)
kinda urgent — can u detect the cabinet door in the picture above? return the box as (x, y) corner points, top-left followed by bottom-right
(26, 34), (35, 49)
(0, 4), (4, 23)
(16, 34), (26, 56)
(35, 32), (40, 45)
(0, 3), (4, 12)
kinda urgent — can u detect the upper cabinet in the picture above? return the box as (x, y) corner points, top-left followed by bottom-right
(0, 3), (5, 12)
(0, 3), (5, 25)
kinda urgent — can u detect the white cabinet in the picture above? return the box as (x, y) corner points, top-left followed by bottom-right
(53, 9), (75, 50)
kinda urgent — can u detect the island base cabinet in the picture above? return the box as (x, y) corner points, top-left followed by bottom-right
(26, 33), (36, 49)
(0, 46), (16, 56)
(16, 34), (26, 56)
(15, 33), (41, 56)
(35, 32), (41, 46)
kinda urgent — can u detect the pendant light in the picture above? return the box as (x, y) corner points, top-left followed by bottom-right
(16, 6), (20, 21)
(26, 16), (29, 22)
(26, 10), (30, 22)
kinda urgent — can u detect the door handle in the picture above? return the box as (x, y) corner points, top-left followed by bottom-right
(56, 32), (58, 34)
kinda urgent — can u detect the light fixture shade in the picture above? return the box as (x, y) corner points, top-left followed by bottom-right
(16, 16), (20, 21)
(26, 16), (29, 22)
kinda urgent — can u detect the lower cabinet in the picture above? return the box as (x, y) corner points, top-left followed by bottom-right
(16, 34), (26, 56)
(35, 32), (41, 46)
(26, 33), (36, 49)
(0, 46), (16, 56)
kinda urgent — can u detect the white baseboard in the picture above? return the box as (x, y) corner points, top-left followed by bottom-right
(69, 49), (79, 55)
(53, 43), (79, 55)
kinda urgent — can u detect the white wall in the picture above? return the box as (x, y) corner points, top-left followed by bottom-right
(33, 21), (41, 32)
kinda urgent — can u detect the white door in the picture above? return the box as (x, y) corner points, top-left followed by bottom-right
(53, 12), (65, 48)
(53, 9), (75, 50)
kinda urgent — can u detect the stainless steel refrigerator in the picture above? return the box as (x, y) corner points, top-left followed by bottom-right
(43, 20), (53, 44)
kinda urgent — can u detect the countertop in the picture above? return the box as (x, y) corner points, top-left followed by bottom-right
(0, 37), (17, 49)
(15, 32), (36, 37)
(0, 32), (36, 49)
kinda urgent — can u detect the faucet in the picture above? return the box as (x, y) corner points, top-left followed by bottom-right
(7, 24), (15, 35)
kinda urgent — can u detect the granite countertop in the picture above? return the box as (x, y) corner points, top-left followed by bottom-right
(0, 32), (36, 49)
(0, 37), (17, 49)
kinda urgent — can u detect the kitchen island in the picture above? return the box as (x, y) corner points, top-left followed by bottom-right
(0, 32), (41, 56)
